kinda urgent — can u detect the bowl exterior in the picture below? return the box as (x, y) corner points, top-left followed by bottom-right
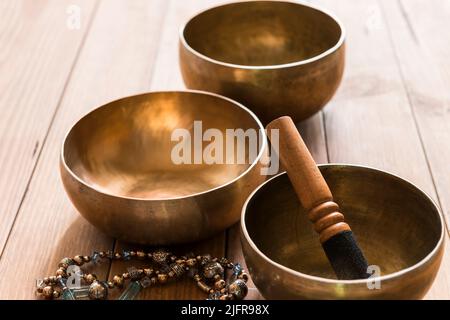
(60, 150), (267, 245)
(179, 41), (345, 124)
(240, 167), (445, 299)
(240, 227), (444, 299)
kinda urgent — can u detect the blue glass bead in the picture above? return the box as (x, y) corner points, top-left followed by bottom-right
(91, 252), (101, 265)
(122, 251), (131, 261)
(61, 288), (76, 300)
(58, 277), (67, 287)
(227, 263), (244, 285)
(118, 281), (142, 300)
(232, 263), (243, 276)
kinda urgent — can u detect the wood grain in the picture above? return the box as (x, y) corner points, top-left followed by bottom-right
(1, 0), (450, 300)
(267, 117), (334, 212)
(378, 0), (450, 297)
(225, 112), (329, 300)
(0, 0), (97, 255)
(108, 0), (230, 300)
(0, 0), (167, 299)
(379, 0), (450, 228)
(314, 0), (450, 299)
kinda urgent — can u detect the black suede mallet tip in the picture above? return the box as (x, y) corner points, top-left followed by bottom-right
(322, 230), (370, 280)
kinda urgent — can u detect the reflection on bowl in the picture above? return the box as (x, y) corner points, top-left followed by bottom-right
(61, 91), (267, 244)
(241, 165), (444, 299)
(180, 0), (345, 123)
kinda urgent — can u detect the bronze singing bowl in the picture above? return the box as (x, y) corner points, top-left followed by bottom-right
(61, 91), (267, 245)
(241, 165), (445, 299)
(179, 0), (345, 124)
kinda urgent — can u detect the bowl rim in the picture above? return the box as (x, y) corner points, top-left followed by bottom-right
(240, 164), (445, 285)
(61, 90), (267, 201)
(179, 0), (346, 70)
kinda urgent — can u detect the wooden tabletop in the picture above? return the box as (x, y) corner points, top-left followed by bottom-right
(1, 0), (450, 299)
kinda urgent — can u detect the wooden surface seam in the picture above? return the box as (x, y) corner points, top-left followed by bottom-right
(1, 0), (450, 299)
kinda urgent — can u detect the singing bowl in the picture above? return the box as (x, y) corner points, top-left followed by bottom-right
(179, 0), (345, 124)
(61, 91), (267, 244)
(241, 165), (445, 299)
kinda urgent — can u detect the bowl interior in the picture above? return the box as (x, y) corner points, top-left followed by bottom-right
(183, 1), (342, 66)
(244, 166), (442, 279)
(63, 92), (263, 199)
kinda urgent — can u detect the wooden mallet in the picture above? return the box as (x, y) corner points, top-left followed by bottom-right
(267, 116), (370, 280)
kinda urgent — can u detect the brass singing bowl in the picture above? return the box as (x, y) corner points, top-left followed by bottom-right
(61, 91), (267, 244)
(241, 165), (445, 299)
(179, 0), (345, 124)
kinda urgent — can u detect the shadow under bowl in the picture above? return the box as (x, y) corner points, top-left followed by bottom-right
(241, 165), (445, 299)
(61, 91), (267, 244)
(180, 0), (345, 124)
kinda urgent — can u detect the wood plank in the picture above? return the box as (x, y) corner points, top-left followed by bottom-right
(217, 0), (330, 299)
(0, 0), (167, 299)
(0, 0), (97, 254)
(108, 0), (232, 300)
(123, 0), (330, 300)
(3, 0), (448, 301)
(225, 112), (328, 300)
(379, 0), (450, 228)
(314, 0), (450, 299)
(109, 235), (226, 300)
(109, 0), (329, 300)
(378, 0), (450, 298)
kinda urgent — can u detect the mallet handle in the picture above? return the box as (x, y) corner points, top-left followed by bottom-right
(266, 116), (350, 243)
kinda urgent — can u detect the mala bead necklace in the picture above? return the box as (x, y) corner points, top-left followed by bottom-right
(35, 249), (249, 300)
